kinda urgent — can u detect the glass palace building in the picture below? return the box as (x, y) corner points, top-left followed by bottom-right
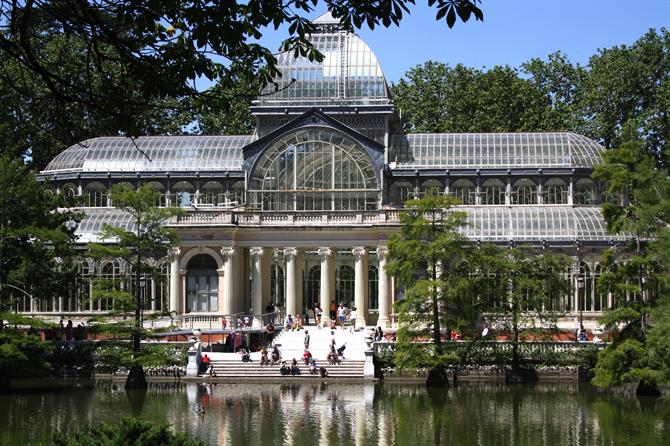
(33, 13), (627, 329)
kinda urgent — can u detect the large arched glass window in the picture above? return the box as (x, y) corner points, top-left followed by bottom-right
(98, 260), (122, 310)
(544, 178), (568, 204)
(336, 265), (355, 307)
(249, 128), (379, 211)
(84, 182), (108, 207)
(512, 178), (537, 205)
(481, 179), (506, 205)
(451, 179), (476, 205)
(574, 179), (595, 205)
(186, 254), (218, 313)
(154, 261), (170, 312)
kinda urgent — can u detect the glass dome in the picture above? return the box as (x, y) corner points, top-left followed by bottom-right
(254, 12), (391, 108)
(248, 127), (380, 211)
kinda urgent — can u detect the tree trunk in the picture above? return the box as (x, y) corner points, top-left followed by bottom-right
(426, 364), (449, 388)
(133, 250), (141, 352)
(125, 364), (148, 389)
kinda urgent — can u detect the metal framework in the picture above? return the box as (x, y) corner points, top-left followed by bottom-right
(43, 136), (252, 173)
(389, 132), (604, 168)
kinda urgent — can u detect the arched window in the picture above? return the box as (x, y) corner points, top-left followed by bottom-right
(594, 264), (606, 311)
(115, 181), (135, 191)
(336, 265), (355, 307)
(248, 128), (379, 211)
(154, 261), (170, 312)
(601, 182), (621, 206)
(199, 181), (223, 205)
(419, 179), (444, 198)
(305, 266), (320, 308)
(128, 263), (152, 310)
(390, 180), (414, 206)
(368, 265), (378, 310)
(271, 263), (285, 308)
(98, 260), (122, 310)
(577, 262), (592, 312)
(84, 182), (108, 207)
(146, 181), (167, 207)
(172, 181), (195, 207)
(451, 179), (476, 205)
(186, 254), (218, 313)
(512, 178), (537, 205)
(74, 261), (92, 311)
(544, 178), (568, 204)
(481, 179), (506, 205)
(574, 179), (595, 205)
(61, 182), (78, 198)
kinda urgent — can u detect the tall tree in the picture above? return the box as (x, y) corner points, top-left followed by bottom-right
(387, 193), (472, 387)
(0, 1), (484, 139)
(0, 156), (78, 319)
(88, 185), (181, 388)
(591, 138), (670, 392)
(582, 28), (670, 156)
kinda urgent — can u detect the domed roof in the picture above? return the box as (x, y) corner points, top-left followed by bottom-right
(254, 12), (391, 108)
(41, 135), (252, 174)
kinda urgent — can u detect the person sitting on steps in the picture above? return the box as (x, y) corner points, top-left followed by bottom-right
(290, 358), (301, 376)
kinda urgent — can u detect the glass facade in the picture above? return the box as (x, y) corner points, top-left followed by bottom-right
(248, 128), (379, 211)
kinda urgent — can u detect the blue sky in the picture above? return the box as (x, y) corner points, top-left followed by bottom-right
(260, 0), (670, 84)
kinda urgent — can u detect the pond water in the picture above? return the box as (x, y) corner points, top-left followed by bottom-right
(1, 381), (669, 445)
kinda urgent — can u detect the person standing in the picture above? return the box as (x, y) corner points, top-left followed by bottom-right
(337, 303), (346, 327)
(329, 300), (337, 322)
(302, 304), (310, 325)
(304, 330), (310, 349)
(314, 302), (322, 328)
(349, 307), (357, 331)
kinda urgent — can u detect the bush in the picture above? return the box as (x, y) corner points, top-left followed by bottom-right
(52, 417), (204, 446)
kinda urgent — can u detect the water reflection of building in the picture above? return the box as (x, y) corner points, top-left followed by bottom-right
(25, 12), (630, 331)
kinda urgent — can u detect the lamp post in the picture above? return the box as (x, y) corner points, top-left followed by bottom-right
(575, 239), (583, 329)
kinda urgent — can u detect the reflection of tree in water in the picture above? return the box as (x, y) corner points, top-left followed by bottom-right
(3, 382), (670, 445)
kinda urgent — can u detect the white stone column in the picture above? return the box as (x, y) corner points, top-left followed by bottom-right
(284, 247), (298, 319)
(377, 246), (391, 328)
(250, 247), (264, 316)
(180, 269), (187, 315)
(318, 247), (334, 327)
(353, 246), (368, 327)
(168, 248), (181, 313)
(220, 246), (236, 314)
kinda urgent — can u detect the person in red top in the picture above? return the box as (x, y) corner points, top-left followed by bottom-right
(200, 354), (211, 375)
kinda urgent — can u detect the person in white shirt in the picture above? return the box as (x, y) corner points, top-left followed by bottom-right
(349, 307), (358, 331)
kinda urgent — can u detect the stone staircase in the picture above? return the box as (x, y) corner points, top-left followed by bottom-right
(206, 325), (371, 379)
(208, 358), (365, 379)
(272, 326), (368, 361)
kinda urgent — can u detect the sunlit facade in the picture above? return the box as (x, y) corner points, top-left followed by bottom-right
(32, 12), (628, 329)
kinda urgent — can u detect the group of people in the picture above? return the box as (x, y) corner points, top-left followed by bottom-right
(284, 313), (305, 331)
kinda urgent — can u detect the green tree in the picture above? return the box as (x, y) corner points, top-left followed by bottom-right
(391, 62), (571, 133)
(386, 193), (473, 387)
(88, 185), (181, 387)
(591, 138), (670, 392)
(582, 28), (669, 155)
(0, 156), (79, 319)
(52, 417), (205, 446)
(473, 245), (572, 376)
(0, 1), (484, 139)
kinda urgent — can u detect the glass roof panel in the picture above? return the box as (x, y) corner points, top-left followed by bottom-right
(390, 132), (604, 169)
(455, 206), (629, 241)
(42, 136), (253, 174)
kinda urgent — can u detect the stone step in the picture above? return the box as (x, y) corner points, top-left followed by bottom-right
(207, 360), (364, 378)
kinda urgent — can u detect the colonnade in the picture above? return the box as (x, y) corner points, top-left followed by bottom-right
(167, 245), (394, 328)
